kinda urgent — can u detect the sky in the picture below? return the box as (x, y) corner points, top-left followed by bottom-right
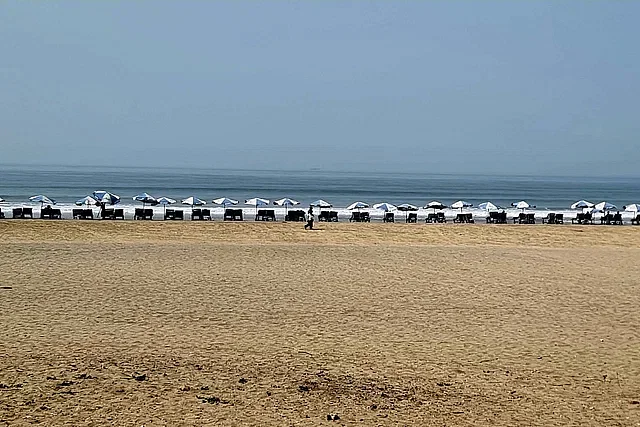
(1, 1), (639, 175)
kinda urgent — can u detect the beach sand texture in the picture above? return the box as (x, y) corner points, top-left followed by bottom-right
(1, 221), (639, 426)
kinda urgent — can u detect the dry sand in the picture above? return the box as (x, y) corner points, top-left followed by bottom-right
(0, 221), (639, 426)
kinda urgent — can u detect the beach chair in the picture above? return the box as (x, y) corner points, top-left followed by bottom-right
(612, 213), (623, 225)
(600, 213), (614, 225)
(583, 212), (593, 224)
(526, 213), (535, 224)
(114, 209), (125, 220)
(542, 213), (556, 224)
(12, 208), (23, 219)
(554, 213), (564, 224)
(632, 214), (640, 225)
(173, 210), (184, 220)
(318, 211), (330, 222)
(425, 213), (438, 223)
(383, 212), (394, 223)
(0, 209), (4, 219)
(361, 212), (371, 222)
(191, 208), (203, 221)
(406, 212), (417, 223)
(40, 206), (53, 219)
(285, 210), (305, 222)
(265, 210), (276, 221)
(224, 208), (243, 221)
(486, 211), (499, 224)
(328, 211), (339, 222)
(23, 208), (33, 218)
(82, 209), (93, 220)
(572, 213), (585, 224)
(513, 213), (527, 224)
(465, 213), (474, 223)
(349, 212), (362, 222)
(134, 208), (145, 220)
(49, 208), (62, 219)
(142, 208), (153, 220)
(100, 208), (115, 220)
(436, 212), (446, 223)
(453, 213), (465, 223)
(164, 209), (175, 220)
(201, 209), (211, 220)
(497, 212), (507, 224)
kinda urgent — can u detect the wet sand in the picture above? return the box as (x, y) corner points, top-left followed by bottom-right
(1, 221), (639, 426)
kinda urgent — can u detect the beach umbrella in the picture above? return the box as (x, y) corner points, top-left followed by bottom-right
(511, 200), (534, 211)
(478, 201), (499, 211)
(213, 197), (239, 208)
(594, 201), (616, 212)
(571, 200), (594, 210)
(451, 200), (473, 211)
(245, 197), (270, 215)
(0, 197), (5, 203)
(274, 198), (300, 219)
(75, 195), (98, 207)
(29, 195), (56, 208)
(133, 192), (158, 208)
(93, 190), (120, 205)
(373, 202), (397, 212)
(397, 203), (418, 221)
(310, 199), (332, 208)
(182, 196), (206, 206)
(624, 203), (640, 212)
(157, 196), (176, 215)
(347, 201), (369, 211)
(424, 200), (446, 213)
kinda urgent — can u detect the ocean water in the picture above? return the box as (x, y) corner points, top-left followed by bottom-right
(1, 164), (639, 220)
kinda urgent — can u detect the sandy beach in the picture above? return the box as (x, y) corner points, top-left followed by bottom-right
(1, 221), (639, 426)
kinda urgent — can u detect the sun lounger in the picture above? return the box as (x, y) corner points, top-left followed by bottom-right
(0, 209), (4, 219)
(328, 211), (339, 222)
(201, 209), (211, 220)
(12, 208), (23, 219)
(41, 207), (61, 219)
(513, 213), (527, 224)
(255, 209), (276, 221)
(600, 213), (614, 225)
(453, 213), (466, 223)
(23, 208), (33, 218)
(436, 212), (446, 223)
(73, 209), (83, 219)
(134, 208), (145, 220)
(318, 211), (330, 222)
(406, 212), (417, 223)
(425, 213), (438, 223)
(224, 208), (243, 221)
(632, 214), (640, 225)
(542, 213), (555, 224)
(285, 210), (305, 222)
(554, 213), (564, 224)
(164, 209), (175, 220)
(383, 212), (394, 223)
(100, 208), (115, 220)
(486, 211), (500, 224)
(174, 210), (184, 220)
(612, 213), (623, 225)
(114, 209), (125, 220)
(349, 212), (362, 222)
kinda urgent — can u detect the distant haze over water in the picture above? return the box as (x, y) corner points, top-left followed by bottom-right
(0, 164), (638, 210)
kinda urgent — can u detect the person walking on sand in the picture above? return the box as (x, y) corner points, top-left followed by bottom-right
(304, 207), (315, 230)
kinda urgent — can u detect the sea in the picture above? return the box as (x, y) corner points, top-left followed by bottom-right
(1, 164), (639, 220)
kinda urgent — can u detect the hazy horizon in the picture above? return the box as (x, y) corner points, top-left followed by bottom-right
(2, 2), (639, 176)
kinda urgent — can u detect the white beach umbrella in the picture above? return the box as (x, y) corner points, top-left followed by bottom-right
(594, 201), (617, 212)
(245, 197), (270, 215)
(182, 196), (206, 206)
(75, 195), (98, 207)
(451, 200), (473, 211)
(310, 199), (332, 208)
(93, 190), (120, 205)
(373, 202), (397, 212)
(29, 195), (56, 207)
(274, 198), (300, 219)
(213, 197), (239, 207)
(624, 203), (640, 212)
(478, 201), (499, 211)
(397, 203), (418, 221)
(424, 200), (446, 213)
(156, 196), (176, 215)
(0, 197), (5, 203)
(133, 192), (158, 208)
(571, 200), (594, 210)
(511, 200), (535, 211)
(347, 201), (369, 210)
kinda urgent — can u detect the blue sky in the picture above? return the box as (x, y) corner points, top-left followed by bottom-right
(1, 1), (638, 175)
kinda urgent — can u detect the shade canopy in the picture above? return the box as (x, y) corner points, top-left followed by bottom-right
(133, 193), (158, 205)
(0, 197), (5, 203)
(75, 195), (98, 206)
(624, 203), (640, 212)
(156, 197), (177, 205)
(274, 198), (300, 207)
(182, 196), (206, 206)
(373, 202), (397, 212)
(424, 201), (446, 210)
(347, 201), (369, 210)
(511, 200), (533, 210)
(93, 190), (120, 205)
(213, 197), (239, 206)
(571, 200), (594, 209)
(29, 195), (55, 205)
(245, 197), (270, 207)
(451, 200), (472, 209)
(478, 201), (498, 211)
(594, 201), (616, 211)
(396, 203), (418, 212)
(310, 199), (332, 208)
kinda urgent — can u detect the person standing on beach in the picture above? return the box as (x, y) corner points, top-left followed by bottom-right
(304, 207), (314, 230)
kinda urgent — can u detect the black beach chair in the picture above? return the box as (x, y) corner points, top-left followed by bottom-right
(174, 210), (184, 220)
(191, 208), (203, 221)
(453, 213), (465, 223)
(406, 212), (418, 223)
(224, 208), (243, 221)
(383, 212), (394, 223)
(201, 209), (211, 220)
(328, 211), (339, 222)
(486, 211), (499, 224)
(612, 213), (623, 225)
(425, 213), (438, 223)
(164, 209), (175, 220)
(101, 208), (115, 220)
(114, 209), (125, 220)
(134, 208), (144, 220)
(526, 213), (535, 224)
(285, 210), (305, 222)
(349, 212), (362, 222)
(265, 209), (276, 221)
(572, 213), (585, 224)
(632, 214), (640, 225)
(44, 208), (62, 219)
(554, 213), (564, 224)
(465, 213), (474, 223)
(0, 209), (4, 219)
(542, 213), (556, 224)
(318, 211), (330, 222)
(23, 208), (33, 218)
(514, 213), (527, 224)
(12, 208), (23, 219)
(82, 209), (93, 219)
(361, 212), (371, 222)
(436, 212), (446, 223)
(600, 213), (614, 225)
